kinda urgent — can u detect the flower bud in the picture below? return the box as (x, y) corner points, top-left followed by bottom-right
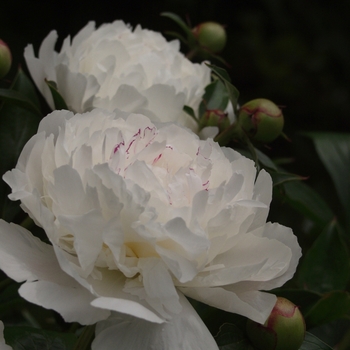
(193, 22), (227, 53)
(199, 109), (231, 132)
(246, 297), (306, 350)
(237, 98), (284, 143)
(0, 39), (12, 79)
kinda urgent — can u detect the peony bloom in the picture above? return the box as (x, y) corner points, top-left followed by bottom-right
(0, 109), (301, 349)
(24, 21), (211, 132)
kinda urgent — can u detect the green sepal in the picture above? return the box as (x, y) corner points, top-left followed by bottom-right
(199, 79), (229, 118)
(45, 80), (68, 110)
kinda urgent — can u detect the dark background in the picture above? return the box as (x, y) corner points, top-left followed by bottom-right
(1, 0), (349, 204)
(1, 0), (349, 133)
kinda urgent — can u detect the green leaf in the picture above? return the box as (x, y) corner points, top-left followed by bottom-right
(298, 221), (350, 293)
(270, 171), (306, 187)
(254, 148), (278, 171)
(306, 132), (350, 227)
(4, 326), (77, 350)
(160, 12), (196, 44)
(199, 79), (229, 118)
(183, 105), (198, 123)
(279, 180), (334, 228)
(0, 89), (42, 117)
(216, 323), (254, 350)
(300, 332), (333, 350)
(206, 63), (240, 110)
(0, 69), (42, 221)
(304, 291), (350, 329)
(45, 80), (68, 110)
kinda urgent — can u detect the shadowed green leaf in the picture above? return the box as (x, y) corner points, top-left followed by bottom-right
(279, 180), (334, 228)
(45, 80), (68, 110)
(0, 89), (42, 117)
(306, 132), (350, 228)
(183, 105), (198, 123)
(270, 171), (306, 187)
(0, 69), (42, 221)
(4, 326), (77, 350)
(304, 291), (350, 329)
(298, 221), (350, 293)
(216, 323), (254, 350)
(206, 63), (239, 110)
(161, 12), (195, 43)
(300, 332), (333, 350)
(199, 79), (229, 117)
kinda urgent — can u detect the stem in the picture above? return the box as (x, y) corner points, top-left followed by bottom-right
(73, 325), (96, 350)
(214, 121), (243, 146)
(186, 47), (199, 61)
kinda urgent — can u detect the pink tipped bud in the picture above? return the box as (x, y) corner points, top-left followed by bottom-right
(193, 22), (227, 53)
(246, 297), (306, 350)
(0, 39), (12, 79)
(237, 98), (284, 143)
(199, 109), (231, 132)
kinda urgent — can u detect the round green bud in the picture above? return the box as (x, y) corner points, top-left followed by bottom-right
(237, 98), (284, 143)
(193, 22), (227, 53)
(0, 39), (12, 79)
(246, 297), (306, 350)
(199, 109), (231, 133)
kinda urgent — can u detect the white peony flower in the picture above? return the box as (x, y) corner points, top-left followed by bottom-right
(24, 21), (211, 133)
(0, 109), (301, 349)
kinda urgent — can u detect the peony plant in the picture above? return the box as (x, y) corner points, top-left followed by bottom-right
(24, 21), (211, 133)
(0, 108), (301, 349)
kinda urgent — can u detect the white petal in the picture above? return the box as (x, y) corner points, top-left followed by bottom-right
(19, 281), (110, 325)
(91, 297), (164, 324)
(92, 293), (219, 350)
(250, 222), (302, 290)
(0, 221), (70, 285)
(142, 85), (186, 123)
(180, 286), (276, 324)
(0, 220), (110, 325)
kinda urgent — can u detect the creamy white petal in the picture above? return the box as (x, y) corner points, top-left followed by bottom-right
(19, 281), (110, 325)
(2, 107), (301, 331)
(24, 21), (211, 131)
(0, 221), (71, 285)
(92, 293), (219, 350)
(91, 297), (164, 324)
(180, 286), (276, 324)
(0, 221), (110, 324)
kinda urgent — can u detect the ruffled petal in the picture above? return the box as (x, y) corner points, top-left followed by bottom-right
(92, 293), (219, 350)
(0, 221), (70, 284)
(0, 220), (110, 325)
(180, 286), (276, 325)
(19, 281), (110, 325)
